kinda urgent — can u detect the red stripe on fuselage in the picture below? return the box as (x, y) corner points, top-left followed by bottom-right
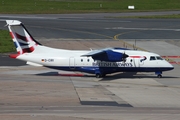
(130, 56), (144, 58)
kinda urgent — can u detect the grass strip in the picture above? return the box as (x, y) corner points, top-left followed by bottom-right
(0, 30), (15, 53)
(0, 0), (180, 14)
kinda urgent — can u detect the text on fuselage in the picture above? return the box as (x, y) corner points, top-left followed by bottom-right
(92, 61), (133, 67)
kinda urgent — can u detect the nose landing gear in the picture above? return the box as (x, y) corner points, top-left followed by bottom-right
(155, 71), (162, 78)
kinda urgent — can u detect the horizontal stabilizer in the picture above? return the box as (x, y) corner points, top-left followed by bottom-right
(6, 20), (21, 26)
(26, 61), (43, 66)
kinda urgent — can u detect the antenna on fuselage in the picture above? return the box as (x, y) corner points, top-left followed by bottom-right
(133, 39), (137, 50)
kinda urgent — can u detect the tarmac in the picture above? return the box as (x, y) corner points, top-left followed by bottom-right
(0, 40), (180, 120)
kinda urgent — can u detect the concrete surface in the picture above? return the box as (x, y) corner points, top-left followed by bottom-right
(0, 39), (180, 120)
(0, 14), (180, 119)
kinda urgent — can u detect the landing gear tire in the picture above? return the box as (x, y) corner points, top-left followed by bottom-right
(157, 74), (162, 78)
(96, 73), (101, 78)
(96, 73), (106, 78)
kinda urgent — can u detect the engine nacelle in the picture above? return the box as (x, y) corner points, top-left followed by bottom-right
(92, 50), (128, 62)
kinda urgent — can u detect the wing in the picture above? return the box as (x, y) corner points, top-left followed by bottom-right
(81, 48), (129, 62)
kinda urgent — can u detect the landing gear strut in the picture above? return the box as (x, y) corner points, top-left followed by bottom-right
(155, 71), (162, 78)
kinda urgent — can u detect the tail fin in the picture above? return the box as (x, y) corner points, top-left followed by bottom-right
(6, 20), (41, 56)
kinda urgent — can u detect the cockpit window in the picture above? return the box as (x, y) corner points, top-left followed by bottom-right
(150, 56), (156, 61)
(156, 56), (163, 60)
(150, 56), (163, 61)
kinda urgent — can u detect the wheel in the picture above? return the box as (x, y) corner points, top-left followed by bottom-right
(96, 73), (101, 78)
(157, 74), (162, 78)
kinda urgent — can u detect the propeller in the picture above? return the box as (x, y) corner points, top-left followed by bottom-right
(122, 52), (129, 62)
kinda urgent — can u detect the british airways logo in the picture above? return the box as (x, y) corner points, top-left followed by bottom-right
(92, 61), (133, 67)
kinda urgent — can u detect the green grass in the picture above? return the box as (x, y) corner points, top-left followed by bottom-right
(0, 0), (180, 14)
(0, 30), (15, 53)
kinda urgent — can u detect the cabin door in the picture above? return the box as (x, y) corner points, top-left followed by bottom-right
(133, 58), (140, 67)
(139, 58), (144, 66)
(69, 57), (75, 69)
(133, 58), (144, 67)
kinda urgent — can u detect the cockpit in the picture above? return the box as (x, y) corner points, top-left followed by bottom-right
(150, 56), (164, 61)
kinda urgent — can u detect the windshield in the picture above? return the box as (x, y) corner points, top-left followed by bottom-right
(156, 56), (163, 60)
(150, 56), (156, 61)
(150, 56), (163, 61)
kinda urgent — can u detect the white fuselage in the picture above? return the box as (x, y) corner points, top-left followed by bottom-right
(16, 46), (174, 75)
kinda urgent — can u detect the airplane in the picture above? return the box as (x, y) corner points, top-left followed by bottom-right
(5, 20), (174, 78)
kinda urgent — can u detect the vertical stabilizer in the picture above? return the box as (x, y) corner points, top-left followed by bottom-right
(6, 20), (41, 58)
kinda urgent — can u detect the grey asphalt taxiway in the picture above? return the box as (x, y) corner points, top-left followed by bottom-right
(0, 13), (180, 120)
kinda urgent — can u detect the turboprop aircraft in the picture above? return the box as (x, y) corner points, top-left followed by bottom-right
(6, 20), (174, 78)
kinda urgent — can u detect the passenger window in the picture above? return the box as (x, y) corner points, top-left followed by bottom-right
(156, 56), (163, 60)
(150, 56), (156, 61)
(87, 59), (90, 62)
(81, 59), (83, 62)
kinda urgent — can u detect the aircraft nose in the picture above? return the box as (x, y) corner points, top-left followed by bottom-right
(169, 66), (174, 70)
(168, 62), (174, 70)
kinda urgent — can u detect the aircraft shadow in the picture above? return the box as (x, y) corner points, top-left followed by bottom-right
(36, 71), (95, 77)
(36, 72), (61, 76)
(35, 72), (178, 81)
(100, 72), (179, 81)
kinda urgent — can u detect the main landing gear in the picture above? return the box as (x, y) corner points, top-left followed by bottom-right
(157, 74), (162, 78)
(96, 73), (106, 78)
(155, 71), (162, 78)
